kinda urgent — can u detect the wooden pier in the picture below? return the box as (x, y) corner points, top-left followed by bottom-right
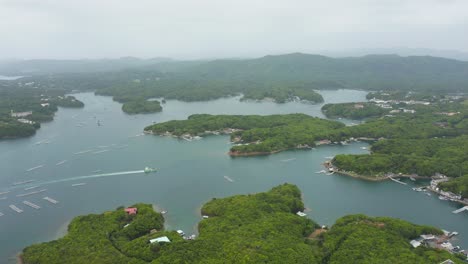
(16, 189), (47, 197)
(452, 206), (468, 214)
(23, 201), (41, 209)
(9, 205), (23, 213)
(43, 196), (59, 204)
(388, 177), (407, 185)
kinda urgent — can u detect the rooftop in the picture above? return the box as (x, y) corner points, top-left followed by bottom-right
(149, 236), (171, 244)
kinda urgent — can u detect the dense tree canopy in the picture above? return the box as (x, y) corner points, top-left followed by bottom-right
(145, 114), (345, 154)
(439, 175), (468, 199)
(0, 86), (84, 139)
(321, 102), (388, 119)
(21, 185), (461, 264)
(122, 100), (163, 114)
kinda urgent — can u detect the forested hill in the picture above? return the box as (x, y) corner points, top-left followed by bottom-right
(5, 53), (468, 93)
(0, 57), (172, 75)
(172, 53), (468, 91)
(21, 184), (461, 264)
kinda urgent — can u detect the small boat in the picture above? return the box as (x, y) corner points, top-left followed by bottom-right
(439, 196), (449, 201)
(144, 167), (157, 173)
(71, 183), (86, 187)
(315, 170), (326, 174)
(410, 177), (416, 181)
(425, 193), (431, 196)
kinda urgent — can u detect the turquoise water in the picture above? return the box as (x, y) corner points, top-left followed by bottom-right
(0, 90), (466, 262)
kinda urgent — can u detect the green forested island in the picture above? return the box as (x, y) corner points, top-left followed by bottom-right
(145, 96), (468, 195)
(321, 102), (388, 119)
(21, 184), (461, 264)
(144, 114), (345, 155)
(145, 106), (468, 156)
(122, 100), (163, 114)
(333, 135), (468, 180)
(5, 53), (468, 114)
(0, 87), (84, 139)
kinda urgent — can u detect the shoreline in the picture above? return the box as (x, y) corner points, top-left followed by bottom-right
(426, 185), (468, 207)
(324, 161), (468, 207)
(324, 161), (432, 182)
(228, 150), (280, 157)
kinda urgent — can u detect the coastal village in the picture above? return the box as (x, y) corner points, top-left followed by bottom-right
(323, 162), (468, 261)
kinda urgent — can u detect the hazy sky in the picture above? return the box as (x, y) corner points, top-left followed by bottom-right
(1, 0), (467, 59)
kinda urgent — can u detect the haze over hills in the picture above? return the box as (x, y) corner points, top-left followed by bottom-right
(319, 48), (468, 61)
(0, 57), (173, 75)
(133, 53), (468, 92)
(3, 53), (468, 93)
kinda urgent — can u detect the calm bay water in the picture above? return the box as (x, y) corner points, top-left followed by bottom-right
(0, 90), (466, 262)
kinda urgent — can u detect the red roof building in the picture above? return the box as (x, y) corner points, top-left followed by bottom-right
(125, 207), (137, 215)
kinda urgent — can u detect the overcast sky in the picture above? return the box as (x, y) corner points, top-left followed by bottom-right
(1, 0), (467, 59)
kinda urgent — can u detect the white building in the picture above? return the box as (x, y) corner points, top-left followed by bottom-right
(149, 236), (171, 243)
(11, 110), (32, 118)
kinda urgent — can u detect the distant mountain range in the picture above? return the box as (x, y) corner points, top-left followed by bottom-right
(0, 57), (173, 75)
(165, 53), (468, 91)
(2, 52), (468, 92)
(318, 48), (468, 61)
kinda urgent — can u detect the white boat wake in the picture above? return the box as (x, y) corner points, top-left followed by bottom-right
(40, 170), (145, 186)
(9, 170), (145, 191)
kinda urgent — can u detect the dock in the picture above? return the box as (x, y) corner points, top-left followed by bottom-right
(23, 201), (41, 209)
(9, 205), (23, 213)
(26, 165), (44, 172)
(452, 206), (468, 214)
(56, 160), (67, 166)
(16, 189), (47, 197)
(24, 185), (40, 191)
(43, 196), (59, 204)
(224, 176), (234, 182)
(92, 149), (109, 154)
(12, 180), (35, 186)
(388, 177), (407, 185)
